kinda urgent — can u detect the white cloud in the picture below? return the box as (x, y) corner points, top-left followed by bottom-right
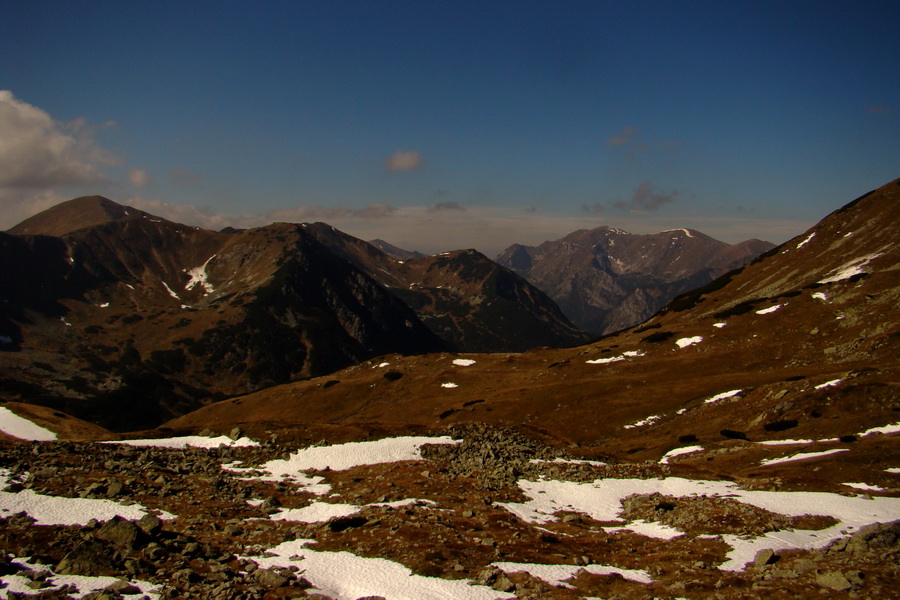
(128, 167), (152, 188)
(385, 149), (423, 172)
(0, 90), (121, 229)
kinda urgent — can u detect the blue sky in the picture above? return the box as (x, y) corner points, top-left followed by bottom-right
(2, 1), (898, 256)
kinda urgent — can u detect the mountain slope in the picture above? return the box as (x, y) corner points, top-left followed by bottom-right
(497, 227), (773, 334)
(300, 223), (593, 352)
(169, 177), (900, 463)
(0, 200), (448, 430)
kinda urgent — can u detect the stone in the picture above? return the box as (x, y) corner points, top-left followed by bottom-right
(816, 570), (852, 591)
(254, 568), (288, 588)
(56, 541), (117, 576)
(95, 516), (142, 548)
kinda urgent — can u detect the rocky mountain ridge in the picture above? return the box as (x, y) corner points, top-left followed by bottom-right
(496, 226), (773, 334)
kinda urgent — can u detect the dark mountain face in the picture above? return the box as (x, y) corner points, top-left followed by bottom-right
(302, 224), (593, 352)
(496, 227), (774, 334)
(0, 200), (448, 430)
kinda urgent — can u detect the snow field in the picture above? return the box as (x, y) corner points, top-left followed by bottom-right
(0, 557), (162, 599)
(104, 435), (260, 449)
(0, 468), (174, 526)
(498, 475), (900, 572)
(675, 336), (702, 348)
(0, 407), (58, 441)
(586, 350), (644, 365)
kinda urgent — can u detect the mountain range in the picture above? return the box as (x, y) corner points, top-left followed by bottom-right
(497, 228), (773, 334)
(0, 178), (898, 599)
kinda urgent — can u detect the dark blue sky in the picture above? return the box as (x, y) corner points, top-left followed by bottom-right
(2, 1), (898, 255)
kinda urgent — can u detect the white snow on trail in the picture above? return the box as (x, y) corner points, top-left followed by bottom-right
(0, 407), (57, 441)
(586, 350), (644, 365)
(494, 561), (653, 587)
(499, 476), (900, 572)
(104, 435), (259, 449)
(247, 539), (514, 600)
(0, 468), (174, 525)
(675, 336), (703, 348)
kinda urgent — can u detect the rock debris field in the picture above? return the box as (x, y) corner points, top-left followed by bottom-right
(1, 423), (899, 599)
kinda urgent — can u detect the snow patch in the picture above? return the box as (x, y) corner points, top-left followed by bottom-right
(755, 304), (783, 315)
(184, 254), (216, 294)
(842, 482), (887, 493)
(624, 414), (662, 429)
(0, 407), (57, 441)
(586, 350), (644, 364)
(253, 436), (460, 492)
(441, 382), (459, 388)
(704, 389), (743, 405)
(713, 322), (726, 328)
(0, 468), (174, 525)
(499, 475), (900, 573)
(815, 379), (842, 390)
(246, 539), (512, 600)
(675, 336), (703, 348)
(161, 281), (180, 299)
(104, 435), (259, 449)
(859, 422), (900, 437)
(795, 232), (815, 249)
(0, 557), (162, 599)
(452, 358), (476, 366)
(818, 252), (883, 284)
(759, 448), (849, 467)
(659, 446), (704, 464)
(812, 291), (829, 302)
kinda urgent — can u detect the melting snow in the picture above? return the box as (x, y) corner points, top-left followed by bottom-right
(675, 336), (703, 348)
(251, 436), (460, 493)
(659, 445), (704, 464)
(812, 291), (829, 301)
(373, 362), (390, 368)
(815, 379), (842, 390)
(859, 422), (900, 437)
(704, 389), (743, 405)
(843, 482), (887, 493)
(161, 281), (180, 299)
(499, 475), (900, 572)
(886, 468), (900, 474)
(0, 407), (57, 441)
(818, 252), (883, 284)
(624, 414), (662, 429)
(494, 561), (653, 587)
(795, 232), (816, 249)
(246, 539), (512, 600)
(759, 448), (849, 467)
(713, 322), (726, 328)
(586, 350), (644, 364)
(441, 382), (459, 388)
(755, 304), (783, 315)
(184, 254), (216, 294)
(0, 557), (162, 599)
(272, 498), (432, 523)
(104, 435), (259, 449)
(452, 358), (477, 366)
(0, 468), (174, 525)
(758, 439), (819, 446)
(531, 458), (607, 467)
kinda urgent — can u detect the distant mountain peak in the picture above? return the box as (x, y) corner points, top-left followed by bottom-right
(7, 196), (159, 237)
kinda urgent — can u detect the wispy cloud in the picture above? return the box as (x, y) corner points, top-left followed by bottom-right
(606, 125), (637, 147)
(268, 203), (397, 222)
(170, 168), (203, 187)
(427, 201), (466, 213)
(614, 181), (678, 212)
(867, 105), (892, 115)
(0, 90), (122, 228)
(385, 149), (424, 172)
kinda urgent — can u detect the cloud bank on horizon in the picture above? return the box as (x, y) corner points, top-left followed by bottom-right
(1, 2), (898, 256)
